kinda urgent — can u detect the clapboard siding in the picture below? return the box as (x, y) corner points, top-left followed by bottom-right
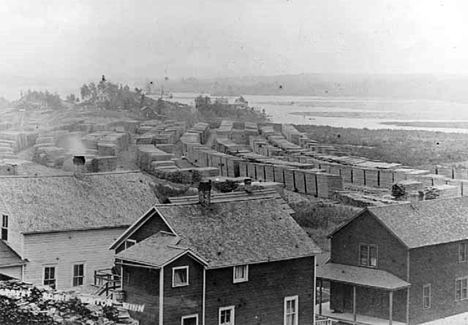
(205, 257), (315, 325)
(23, 228), (126, 289)
(163, 255), (204, 325)
(122, 265), (160, 325)
(3, 219), (23, 257)
(0, 266), (22, 279)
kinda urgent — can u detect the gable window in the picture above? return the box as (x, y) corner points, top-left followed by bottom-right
(124, 239), (137, 250)
(72, 264), (85, 286)
(233, 265), (248, 283)
(459, 242), (467, 262)
(44, 266), (56, 289)
(359, 244), (378, 267)
(423, 284), (431, 309)
(456, 277), (468, 301)
(1, 214), (8, 241)
(284, 295), (299, 325)
(219, 306), (235, 325)
(181, 314), (198, 325)
(172, 266), (189, 287)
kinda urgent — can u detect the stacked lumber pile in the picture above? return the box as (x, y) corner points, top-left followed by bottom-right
(422, 185), (460, 200)
(87, 156), (118, 173)
(136, 145), (173, 172)
(0, 280), (137, 325)
(392, 180), (424, 200)
(0, 131), (38, 156)
(332, 191), (397, 207)
(216, 120), (233, 139)
(281, 124), (303, 145)
(316, 172), (344, 198)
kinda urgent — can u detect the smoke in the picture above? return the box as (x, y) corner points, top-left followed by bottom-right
(62, 134), (87, 156)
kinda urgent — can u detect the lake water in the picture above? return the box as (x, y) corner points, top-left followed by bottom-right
(167, 93), (468, 134)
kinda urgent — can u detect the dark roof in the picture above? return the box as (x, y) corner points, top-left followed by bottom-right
(0, 172), (158, 234)
(116, 196), (321, 269)
(115, 232), (207, 267)
(367, 197), (468, 248)
(0, 241), (25, 267)
(317, 263), (410, 291)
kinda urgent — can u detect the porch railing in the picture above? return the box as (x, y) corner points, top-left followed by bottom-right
(93, 268), (121, 298)
(316, 315), (334, 325)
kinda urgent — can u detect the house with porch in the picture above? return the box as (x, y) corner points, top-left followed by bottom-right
(0, 171), (157, 290)
(317, 197), (468, 325)
(109, 181), (322, 325)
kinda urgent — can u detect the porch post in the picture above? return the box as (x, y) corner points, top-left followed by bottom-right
(319, 279), (323, 315)
(353, 285), (357, 325)
(389, 291), (393, 325)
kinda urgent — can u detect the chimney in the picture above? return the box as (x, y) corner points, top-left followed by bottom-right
(244, 178), (252, 194)
(73, 156), (86, 177)
(198, 180), (212, 207)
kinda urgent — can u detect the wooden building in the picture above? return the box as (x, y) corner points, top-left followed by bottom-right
(317, 197), (468, 325)
(0, 171), (157, 290)
(109, 182), (321, 325)
(0, 240), (25, 280)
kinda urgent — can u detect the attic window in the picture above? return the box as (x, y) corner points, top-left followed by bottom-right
(172, 266), (189, 287)
(233, 265), (248, 283)
(1, 215), (8, 241)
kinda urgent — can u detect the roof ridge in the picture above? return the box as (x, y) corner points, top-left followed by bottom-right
(159, 196), (278, 206)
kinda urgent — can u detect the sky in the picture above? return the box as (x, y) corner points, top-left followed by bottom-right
(1, 0), (468, 97)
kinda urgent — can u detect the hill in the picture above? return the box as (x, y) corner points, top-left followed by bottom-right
(163, 73), (468, 102)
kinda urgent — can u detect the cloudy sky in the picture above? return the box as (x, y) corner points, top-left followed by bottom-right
(0, 0), (468, 96)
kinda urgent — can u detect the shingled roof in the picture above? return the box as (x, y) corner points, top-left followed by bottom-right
(115, 196), (321, 268)
(116, 232), (207, 267)
(0, 171), (158, 234)
(331, 197), (468, 249)
(367, 197), (468, 248)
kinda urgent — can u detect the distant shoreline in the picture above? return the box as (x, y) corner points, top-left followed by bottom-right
(379, 121), (468, 129)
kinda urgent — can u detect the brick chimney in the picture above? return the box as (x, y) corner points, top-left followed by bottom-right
(198, 180), (212, 207)
(244, 178), (252, 194)
(73, 156), (86, 177)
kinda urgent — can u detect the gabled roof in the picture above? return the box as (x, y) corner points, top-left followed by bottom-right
(331, 197), (468, 249)
(115, 232), (208, 268)
(368, 197), (468, 248)
(0, 171), (158, 234)
(114, 195), (321, 269)
(0, 241), (25, 267)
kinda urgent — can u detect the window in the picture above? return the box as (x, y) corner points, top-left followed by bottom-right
(359, 244), (378, 267)
(181, 314), (198, 325)
(233, 265), (248, 283)
(1, 214), (8, 241)
(124, 239), (136, 250)
(459, 242), (467, 262)
(72, 264), (85, 286)
(44, 266), (56, 289)
(123, 270), (131, 286)
(284, 296), (299, 325)
(219, 306), (235, 325)
(172, 266), (189, 287)
(456, 277), (468, 301)
(423, 284), (431, 309)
